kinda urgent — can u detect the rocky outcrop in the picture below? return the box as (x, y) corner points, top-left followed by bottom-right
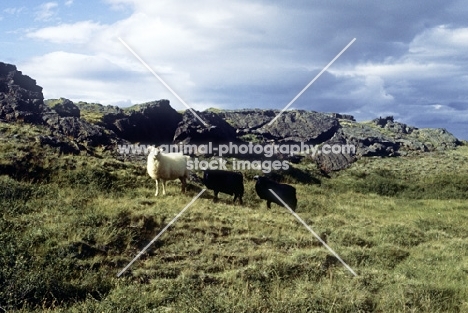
(75, 101), (122, 115)
(327, 113), (356, 121)
(43, 114), (114, 147)
(313, 129), (356, 172)
(0, 62), (47, 124)
(0, 62), (122, 150)
(1, 61), (462, 173)
(220, 109), (339, 144)
(254, 110), (339, 143)
(404, 128), (460, 152)
(46, 98), (80, 118)
(339, 123), (399, 157)
(173, 110), (238, 144)
(101, 100), (181, 144)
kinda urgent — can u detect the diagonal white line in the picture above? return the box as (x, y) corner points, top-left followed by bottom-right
(117, 189), (206, 277)
(268, 189), (358, 276)
(118, 37), (209, 128)
(268, 38), (356, 126)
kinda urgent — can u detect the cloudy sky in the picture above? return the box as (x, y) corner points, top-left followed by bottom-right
(1, 0), (467, 139)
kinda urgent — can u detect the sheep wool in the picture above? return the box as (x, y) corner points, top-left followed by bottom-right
(147, 146), (190, 196)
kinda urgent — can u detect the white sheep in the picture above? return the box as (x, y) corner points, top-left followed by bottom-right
(147, 146), (190, 196)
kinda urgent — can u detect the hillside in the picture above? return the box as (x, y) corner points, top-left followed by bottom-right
(1, 61), (467, 312)
(1, 119), (467, 312)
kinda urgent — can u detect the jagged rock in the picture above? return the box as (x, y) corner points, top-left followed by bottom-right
(36, 135), (81, 154)
(327, 113), (356, 121)
(372, 116), (394, 127)
(219, 109), (339, 144)
(0, 62), (46, 124)
(102, 100), (181, 144)
(372, 116), (415, 136)
(410, 128), (460, 151)
(173, 110), (238, 145)
(313, 129), (356, 172)
(336, 123), (399, 157)
(255, 110), (339, 143)
(1, 61), (462, 171)
(0, 62), (122, 150)
(396, 138), (427, 152)
(45, 116), (113, 146)
(46, 98), (80, 118)
(218, 109), (278, 129)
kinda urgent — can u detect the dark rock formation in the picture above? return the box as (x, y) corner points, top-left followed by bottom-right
(173, 110), (238, 145)
(43, 114), (114, 147)
(102, 100), (181, 144)
(0, 62), (122, 150)
(327, 113), (356, 121)
(1, 61), (462, 174)
(339, 123), (399, 157)
(408, 128), (460, 151)
(313, 129), (356, 172)
(257, 110), (339, 143)
(0, 62), (46, 124)
(46, 98), (80, 118)
(220, 109), (339, 144)
(372, 116), (415, 135)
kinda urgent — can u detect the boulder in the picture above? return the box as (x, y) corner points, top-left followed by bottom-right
(311, 129), (356, 172)
(337, 123), (399, 157)
(372, 116), (415, 136)
(220, 109), (340, 144)
(173, 110), (238, 145)
(47, 98), (80, 118)
(256, 110), (339, 143)
(102, 100), (182, 144)
(0, 62), (47, 124)
(44, 115), (114, 147)
(327, 113), (356, 121)
(410, 128), (460, 151)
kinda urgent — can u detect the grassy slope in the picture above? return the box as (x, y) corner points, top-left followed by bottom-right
(0, 122), (467, 312)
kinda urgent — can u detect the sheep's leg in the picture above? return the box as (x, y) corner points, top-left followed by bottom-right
(154, 179), (159, 197)
(162, 179), (166, 196)
(267, 201), (271, 209)
(180, 177), (187, 193)
(213, 191), (219, 202)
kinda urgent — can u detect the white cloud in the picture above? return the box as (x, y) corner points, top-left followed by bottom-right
(3, 7), (26, 15)
(19, 51), (195, 108)
(27, 21), (104, 44)
(35, 2), (59, 21)
(409, 25), (468, 58)
(64, 0), (74, 7)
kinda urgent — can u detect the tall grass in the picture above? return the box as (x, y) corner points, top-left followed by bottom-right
(1, 124), (467, 312)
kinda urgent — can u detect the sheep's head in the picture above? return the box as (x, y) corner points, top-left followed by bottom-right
(148, 146), (165, 161)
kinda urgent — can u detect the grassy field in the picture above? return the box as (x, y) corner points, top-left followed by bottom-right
(1, 122), (467, 312)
